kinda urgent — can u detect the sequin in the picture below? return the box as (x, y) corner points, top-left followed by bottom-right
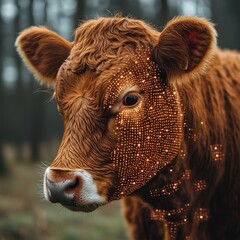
(210, 144), (224, 161)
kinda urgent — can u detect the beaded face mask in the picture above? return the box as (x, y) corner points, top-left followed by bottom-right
(104, 50), (183, 200)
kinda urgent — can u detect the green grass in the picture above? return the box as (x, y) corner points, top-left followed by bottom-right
(0, 163), (128, 240)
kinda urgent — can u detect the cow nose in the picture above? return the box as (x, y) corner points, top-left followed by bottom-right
(46, 173), (81, 206)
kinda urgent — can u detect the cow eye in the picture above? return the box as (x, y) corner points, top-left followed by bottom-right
(123, 93), (139, 106)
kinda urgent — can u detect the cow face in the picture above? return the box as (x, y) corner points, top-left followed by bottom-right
(16, 17), (216, 212)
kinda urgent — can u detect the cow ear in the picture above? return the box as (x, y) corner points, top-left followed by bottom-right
(152, 17), (217, 81)
(15, 27), (72, 87)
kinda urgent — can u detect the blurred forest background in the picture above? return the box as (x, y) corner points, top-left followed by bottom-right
(0, 0), (240, 239)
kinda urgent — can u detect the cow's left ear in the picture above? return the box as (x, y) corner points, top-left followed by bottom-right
(152, 17), (217, 81)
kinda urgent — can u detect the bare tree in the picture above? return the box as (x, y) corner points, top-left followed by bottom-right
(76, 0), (86, 24)
(211, 0), (240, 50)
(0, 0), (8, 176)
(154, 0), (169, 28)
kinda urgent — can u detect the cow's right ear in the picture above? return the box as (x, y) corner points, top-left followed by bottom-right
(15, 27), (72, 87)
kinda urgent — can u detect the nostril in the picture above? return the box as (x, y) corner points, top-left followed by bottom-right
(65, 177), (80, 193)
(46, 177), (81, 205)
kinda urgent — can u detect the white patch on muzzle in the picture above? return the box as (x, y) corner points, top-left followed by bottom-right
(43, 167), (106, 208)
(75, 169), (106, 205)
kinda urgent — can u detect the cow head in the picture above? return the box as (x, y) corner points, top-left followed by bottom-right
(16, 17), (216, 212)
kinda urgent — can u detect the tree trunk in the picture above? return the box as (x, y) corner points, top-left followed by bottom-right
(154, 0), (169, 29)
(0, 0), (8, 176)
(76, 0), (86, 22)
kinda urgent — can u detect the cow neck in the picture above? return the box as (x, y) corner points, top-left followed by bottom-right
(134, 156), (192, 239)
(135, 156), (189, 209)
(133, 154), (209, 240)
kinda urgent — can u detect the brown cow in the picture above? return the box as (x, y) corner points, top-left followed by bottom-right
(16, 16), (240, 240)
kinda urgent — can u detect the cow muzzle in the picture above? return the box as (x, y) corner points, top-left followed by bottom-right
(43, 167), (107, 212)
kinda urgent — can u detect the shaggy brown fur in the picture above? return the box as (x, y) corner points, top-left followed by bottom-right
(16, 16), (240, 240)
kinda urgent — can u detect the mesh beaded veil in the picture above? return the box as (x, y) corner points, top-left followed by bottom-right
(104, 49), (183, 200)
(103, 49), (213, 239)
